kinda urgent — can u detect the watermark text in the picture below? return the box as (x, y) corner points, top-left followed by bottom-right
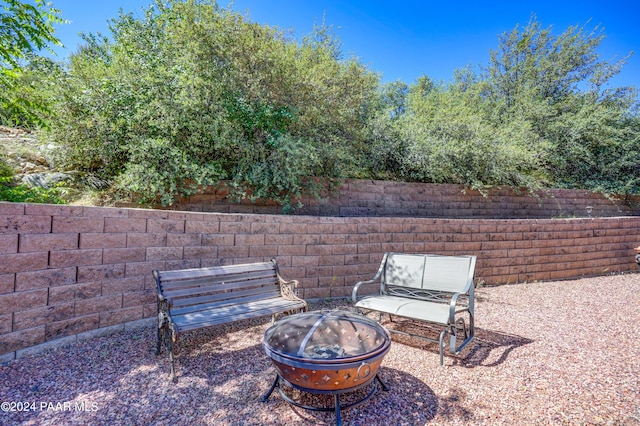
(1, 401), (98, 413)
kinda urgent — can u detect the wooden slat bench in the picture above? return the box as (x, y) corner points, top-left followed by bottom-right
(154, 259), (307, 382)
(352, 253), (477, 365)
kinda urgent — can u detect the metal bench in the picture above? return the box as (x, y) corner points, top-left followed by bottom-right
(154, 259), (307, 382)
(352, 253), (477, 365)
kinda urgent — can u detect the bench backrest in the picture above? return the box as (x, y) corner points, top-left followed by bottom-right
(383, 253), (476, 294)
(154, 261), (281, 310)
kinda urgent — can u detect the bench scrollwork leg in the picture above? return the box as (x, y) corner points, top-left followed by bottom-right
(157, 298), (179, 382)
(167, 328), (177, 383)
(156, 323), (163, 355)
(156, 296), (170, 354)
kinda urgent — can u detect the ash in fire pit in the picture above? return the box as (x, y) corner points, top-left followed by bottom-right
(261, 310), (391, 426)
(307, 344), (346, 359)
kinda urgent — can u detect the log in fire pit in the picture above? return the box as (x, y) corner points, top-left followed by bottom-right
(261, 310), (391, 425)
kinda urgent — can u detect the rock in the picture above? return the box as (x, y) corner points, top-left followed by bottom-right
(22, 172), (72, 188)
(20, 162), (38, 173)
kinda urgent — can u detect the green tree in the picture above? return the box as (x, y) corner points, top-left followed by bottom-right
(0, 0), (65, 127)
(393, 74), (545, 190)
(484, 16), (639, 197)
(368, 16), (639, 199)
(39, 5), (640, 208)
(46, 0), (379, 210)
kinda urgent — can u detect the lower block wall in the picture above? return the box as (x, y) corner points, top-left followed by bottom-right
(1, 201), (639, 358)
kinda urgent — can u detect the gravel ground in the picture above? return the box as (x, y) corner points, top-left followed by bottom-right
(2, 273), (639, 426)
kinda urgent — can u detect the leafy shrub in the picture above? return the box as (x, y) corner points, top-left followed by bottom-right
(0, 177), (66, 204)
(36, 6), (640, 208)
(0, 155), (65, 204)
(0, 156), (13, 178)
(44, 1), (379, 211)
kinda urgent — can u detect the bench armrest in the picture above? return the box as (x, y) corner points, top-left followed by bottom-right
(279, 278), (301, 300)
(352, 253), (389, 304)
(351, 277), (377, 304)
(448, 292), (464, 323)
(270, 259), (304, 302)
(448, 286), (474, 324)
(153, 269), (163, 294)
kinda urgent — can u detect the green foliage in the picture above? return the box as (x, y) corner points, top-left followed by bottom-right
(116, 136), (225, 206)
(481, 16), (639, 197)
(370, 16), (639, 198)
(374, 74), (548, 191)
(0, 155), (65, 203)
(45, 0), (379, 210)
(0, 154), (12, 177)
(14, 4), (639, 208)
(0, 0), (66, 127)
(0, 176), (66, 203)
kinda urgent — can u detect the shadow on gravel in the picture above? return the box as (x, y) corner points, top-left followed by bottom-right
(455, 328), (534, 368)
(0, 300), (531, 425)
(262, 366), (438, 426)
(373, 317), (533, 368)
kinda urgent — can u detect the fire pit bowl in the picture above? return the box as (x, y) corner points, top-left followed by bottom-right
(263, 310), (391, 392)
(261, 310), (391, 425)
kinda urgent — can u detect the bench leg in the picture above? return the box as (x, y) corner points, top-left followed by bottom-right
(156, 325), (163, 355)
(156, 310), (166, 355)
(168, 336), (177, 383)
(156, 307), (180, 382)
(450, 318), (468, 353)
(438, 329), (447, 366)
(451, 315), (475, 357)
(157, 319), (178, 383)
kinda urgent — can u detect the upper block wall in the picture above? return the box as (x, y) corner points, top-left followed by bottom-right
(155, 179), (640, 218)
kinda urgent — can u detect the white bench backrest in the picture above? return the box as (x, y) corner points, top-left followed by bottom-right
(384, 253), (475, 293)
(423, 255), (474, 292)
(384, 253), (426, 288)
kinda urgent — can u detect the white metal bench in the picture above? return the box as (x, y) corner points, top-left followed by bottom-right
(352, 253), (477, 365)
(154, 259), (307, 382)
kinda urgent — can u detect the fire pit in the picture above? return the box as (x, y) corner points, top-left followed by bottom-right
(261, 310), (391, 425)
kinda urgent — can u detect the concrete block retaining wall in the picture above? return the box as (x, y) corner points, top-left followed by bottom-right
(164, 179), (640, 218)
(1, 201), (639, 360)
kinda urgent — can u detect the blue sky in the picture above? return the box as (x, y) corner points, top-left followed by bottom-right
(48, 0), (639, 88)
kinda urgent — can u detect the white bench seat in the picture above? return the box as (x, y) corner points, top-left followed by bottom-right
(355, 295), (451, 325)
